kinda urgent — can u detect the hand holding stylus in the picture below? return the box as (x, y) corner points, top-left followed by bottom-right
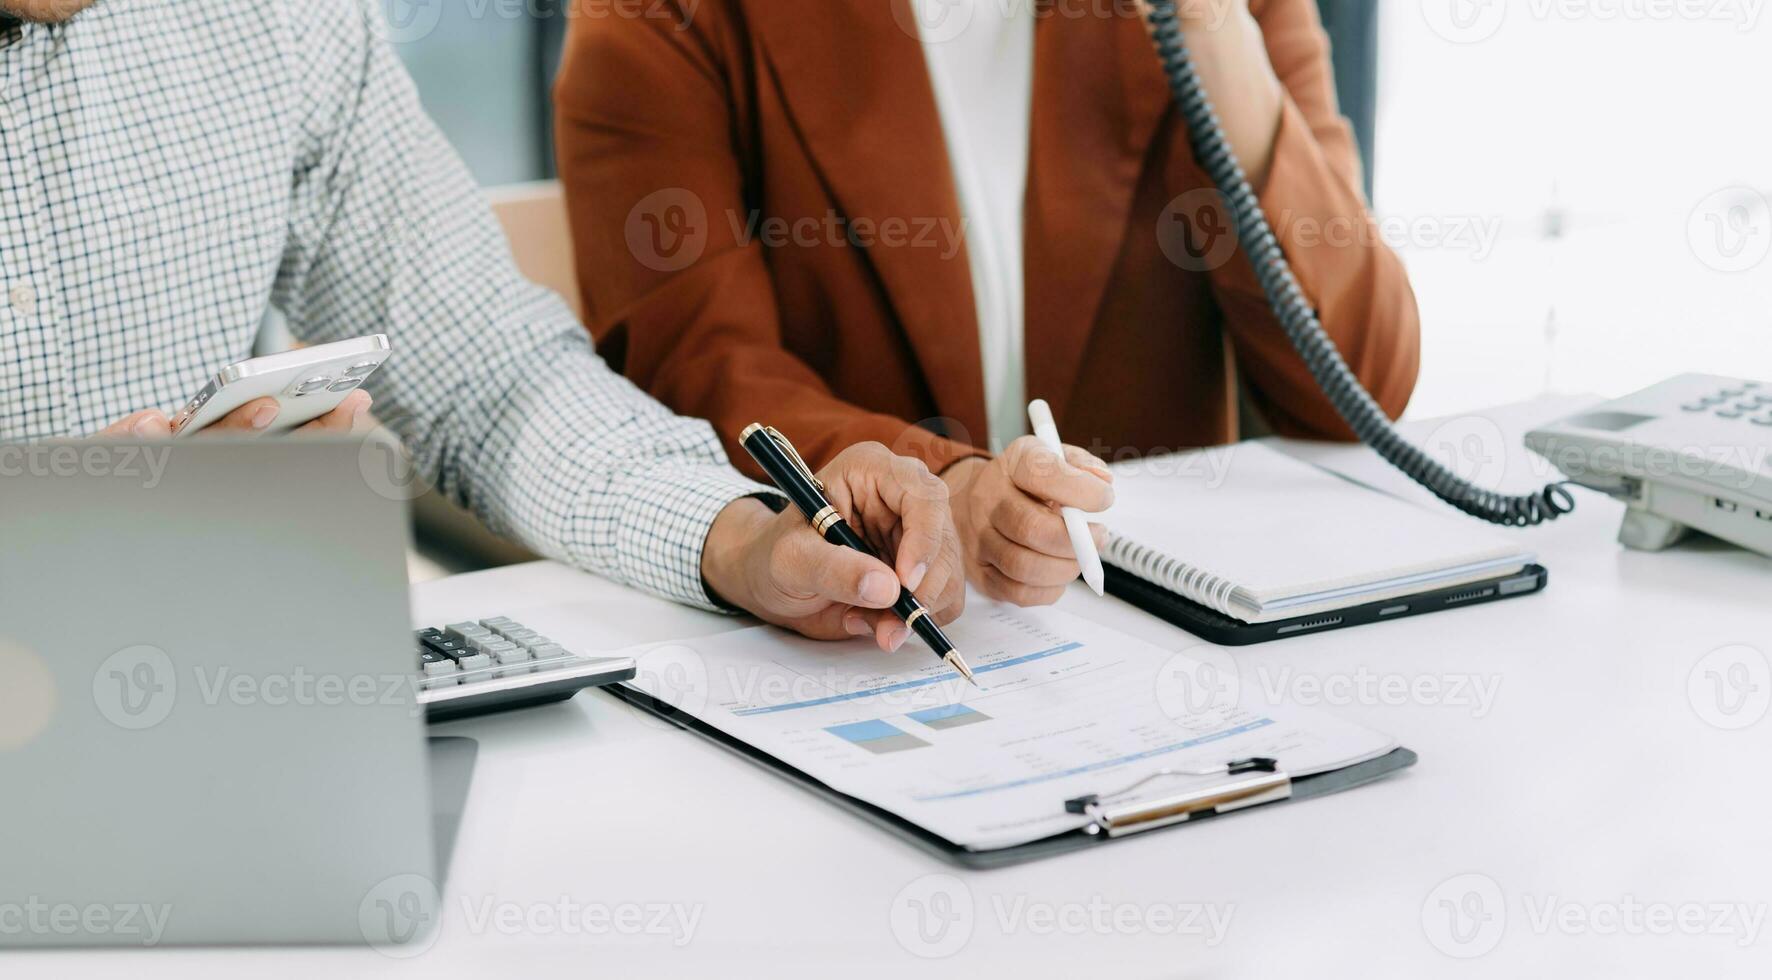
(1028, 400), (1108, 597)
(940, 428), (1115, 608)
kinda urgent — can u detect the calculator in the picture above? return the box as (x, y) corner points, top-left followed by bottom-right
(414, 616), (635, 723)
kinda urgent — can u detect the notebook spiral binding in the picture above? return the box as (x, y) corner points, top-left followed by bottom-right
(1106, 535), (1240, 617)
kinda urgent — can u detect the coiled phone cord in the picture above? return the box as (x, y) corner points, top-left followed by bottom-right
(1142, 1), (1575, 527)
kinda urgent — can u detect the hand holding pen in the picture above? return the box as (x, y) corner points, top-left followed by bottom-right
(710, 433), (968, 665)
(739, 427), (977, 684)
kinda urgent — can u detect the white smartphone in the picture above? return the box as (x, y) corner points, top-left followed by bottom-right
(170, 335), (392, 437)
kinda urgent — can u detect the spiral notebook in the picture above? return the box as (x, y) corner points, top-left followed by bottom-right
(1104, 443), (1541, 629)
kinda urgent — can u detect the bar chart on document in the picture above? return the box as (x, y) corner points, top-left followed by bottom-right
(624, 603), (1395, 851)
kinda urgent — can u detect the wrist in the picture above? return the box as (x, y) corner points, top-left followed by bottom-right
(701, 496), (778, 613)
(939, 455), (986, 483)
(939, 456), (987, 539)
(1184, 6), (1282, 185)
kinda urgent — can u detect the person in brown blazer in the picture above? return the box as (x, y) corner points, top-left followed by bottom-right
(555, 0), (1421, 607)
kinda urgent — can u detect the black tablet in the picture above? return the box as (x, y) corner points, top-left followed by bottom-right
(1103, 564), (1550, 647)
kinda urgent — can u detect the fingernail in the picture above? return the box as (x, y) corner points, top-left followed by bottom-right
(905, 562), (929, 592)
(130, 415), (163, 438)
(251, 404), (278, 430)
(843, 613), (870, 637)
(352, 394), (371, 422)
(860, 571), (896, 605)
(888, 627), (910, 651)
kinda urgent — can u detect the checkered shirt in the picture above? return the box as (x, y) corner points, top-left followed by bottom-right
(0, 0), (771, 609)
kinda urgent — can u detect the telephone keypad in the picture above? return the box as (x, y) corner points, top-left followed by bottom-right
(1687, 381), (1772, 424)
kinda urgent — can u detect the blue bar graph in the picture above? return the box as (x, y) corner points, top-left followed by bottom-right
(825, 719), (929, 754)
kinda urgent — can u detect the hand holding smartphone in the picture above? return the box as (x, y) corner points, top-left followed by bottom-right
(168, 335), (391, 437)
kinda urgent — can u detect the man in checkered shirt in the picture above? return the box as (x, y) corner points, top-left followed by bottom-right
(0, 0), (964, 647)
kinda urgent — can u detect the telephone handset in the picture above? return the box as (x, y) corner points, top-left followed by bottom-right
(1140, 2), (1577, 527)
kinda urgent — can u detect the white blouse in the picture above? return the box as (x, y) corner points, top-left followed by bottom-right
(913, 0), (1035, 452)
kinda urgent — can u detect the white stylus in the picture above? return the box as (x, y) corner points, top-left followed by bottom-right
(1027, 399), (1107, 597)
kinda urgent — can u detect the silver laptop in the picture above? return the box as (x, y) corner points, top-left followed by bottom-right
(0, 438), (472, 948)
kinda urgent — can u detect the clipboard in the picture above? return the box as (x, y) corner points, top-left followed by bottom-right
(604, 684), (1418, 869)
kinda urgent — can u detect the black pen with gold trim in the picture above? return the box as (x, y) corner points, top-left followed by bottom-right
(739, 423), (978, 686)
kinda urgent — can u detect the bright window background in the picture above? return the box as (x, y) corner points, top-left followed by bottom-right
(1374, 2), (1772, 418)
(385, 2), (554, 186)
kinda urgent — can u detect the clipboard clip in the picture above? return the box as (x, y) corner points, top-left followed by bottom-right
(1063, 758), (1291, 838)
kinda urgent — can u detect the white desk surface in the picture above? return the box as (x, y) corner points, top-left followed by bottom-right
(13, 397), (1771, 978)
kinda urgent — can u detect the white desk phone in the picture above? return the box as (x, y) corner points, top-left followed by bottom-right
(1526, 374), (1772, 557)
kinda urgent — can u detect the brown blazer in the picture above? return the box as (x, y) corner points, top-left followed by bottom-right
(555, 0), (1421, 478)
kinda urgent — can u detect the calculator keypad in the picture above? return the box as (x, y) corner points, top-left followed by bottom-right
(416, 618), (579, 687)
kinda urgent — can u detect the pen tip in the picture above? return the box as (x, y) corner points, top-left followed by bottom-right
(946, 651), (979, 688)
(1082, 558), (1106, 597)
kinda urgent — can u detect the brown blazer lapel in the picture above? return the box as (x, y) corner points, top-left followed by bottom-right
(1023, 11), (1171, 423)
(742, 0), (987, 443)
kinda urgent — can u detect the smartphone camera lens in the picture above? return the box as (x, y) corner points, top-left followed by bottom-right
(295, 377), (332, 396)
(327, 378), (362, 393)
